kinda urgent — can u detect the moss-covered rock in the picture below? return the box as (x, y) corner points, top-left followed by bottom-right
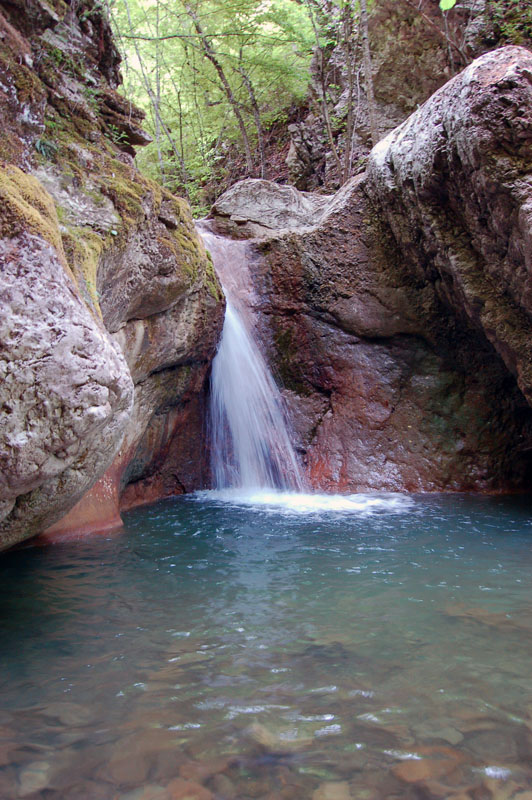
(0, 165), (63, 254)
(0, 0), (224, 550)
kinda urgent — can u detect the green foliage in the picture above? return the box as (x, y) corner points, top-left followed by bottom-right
(439, 0), (457, 11)
(35, 138), (59, 159)
(83, 86), (100, 110)
(104, 123), (129, 145)
(487, 0), (532, 45)
(110, 0), (313, 213)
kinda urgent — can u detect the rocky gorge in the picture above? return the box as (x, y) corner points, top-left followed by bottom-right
(2, 1), (532, 550)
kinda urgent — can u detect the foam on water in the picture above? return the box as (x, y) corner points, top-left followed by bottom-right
(195, 488), (412, 515)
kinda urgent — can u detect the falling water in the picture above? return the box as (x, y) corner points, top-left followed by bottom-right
(199, 227), (304, 491)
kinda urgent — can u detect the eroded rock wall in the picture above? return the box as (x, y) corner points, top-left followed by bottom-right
(0, 0), (224, 549)
(210, 45), (532, 494)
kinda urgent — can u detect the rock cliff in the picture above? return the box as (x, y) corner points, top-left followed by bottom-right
(0, 0), (224, 550)
(210, 46), (532, 493)
(286, 0), (532, 192)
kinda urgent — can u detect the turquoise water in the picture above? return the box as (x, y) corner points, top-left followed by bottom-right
(1, 492), (532, 798)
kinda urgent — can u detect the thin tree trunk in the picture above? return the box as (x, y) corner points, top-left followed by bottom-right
(442, 10), (455, 73)
(360, 0), (378, 147)
(341, 0), (355, 184)
(305, 0), (342, 182)
(154, 2), (166, 185)
(158, 49), (194, 188)
(185, 4), (254, 174)
(122, 0), (185, 177)
(348, 64), (363, 174)
(237, 60), (266, 178)
(399, 0), (469, 64)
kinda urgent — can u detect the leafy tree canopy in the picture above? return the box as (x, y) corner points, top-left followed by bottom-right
(111, 0), (314, 213)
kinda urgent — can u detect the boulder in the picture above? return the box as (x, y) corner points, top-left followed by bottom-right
(211, 178), (331, 237)
(367, 45), (532, 405)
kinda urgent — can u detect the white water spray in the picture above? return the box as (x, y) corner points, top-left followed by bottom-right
(200, 228), (304, 492)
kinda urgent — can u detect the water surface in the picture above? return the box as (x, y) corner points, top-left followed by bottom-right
(1, 493), (532, 798)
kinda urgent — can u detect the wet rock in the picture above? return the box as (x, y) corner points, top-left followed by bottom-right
(445, 604), (532, 633)
(312, 781), (352, 800)
(211, 179), (331, 237)
(210, 50), (532, 493)
(60, 780), (113, 800)
(415, 724), (464, 746)
(391, 745), (465, 784)
(207, 773), (237, 799)
(101, 729), (182, 787)
(0, 0), (224, 549)
(102, 752), (151, 786)
(179, 757), (234, 784)
(40, 702), (94, 727)
(246, 723), (280, 751)
(0, 232), (133, 550)
(166, 777), (213, 800)
(18, 759), (52, 796)
(481, 778), (524, 799)
(245, 722), (312, 753)
(367, 46), (532, 407)
(465, 725), (526, 763)
(119, 786), (170, 800)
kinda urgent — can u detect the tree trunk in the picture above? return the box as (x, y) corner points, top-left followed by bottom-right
(305, 0), (342, 183)
(360, 0), (378, 147)
(237, 62), (266, 178)
(122, 0), (185, 179)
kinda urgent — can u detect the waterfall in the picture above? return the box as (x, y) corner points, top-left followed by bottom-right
(199, 227), (304, 492)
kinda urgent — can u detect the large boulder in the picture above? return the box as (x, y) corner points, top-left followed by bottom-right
(0, 0), (223, 549)
(367, 45), (532, 405)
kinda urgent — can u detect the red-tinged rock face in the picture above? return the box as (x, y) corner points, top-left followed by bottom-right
(209, 52), (532, 496)
(0, 233), (134, 549)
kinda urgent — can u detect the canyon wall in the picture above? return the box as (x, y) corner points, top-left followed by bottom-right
(0, 0), (224, 550)
(210, 46), (532, 493)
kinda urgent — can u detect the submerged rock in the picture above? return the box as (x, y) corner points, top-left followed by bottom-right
(18, 760), (52, 797)
(312, 781), (352, 800)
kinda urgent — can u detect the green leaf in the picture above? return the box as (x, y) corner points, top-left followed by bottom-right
(439, 0), (457, 10)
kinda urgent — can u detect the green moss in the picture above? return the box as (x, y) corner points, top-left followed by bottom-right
(0, 165), (64, 254)
(486, 0), (532, 45)
(40, 41), (84, 81)
(204, 250), (222, 300)
(101, 175), (146, 227)
(12, 65), (45, 105)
